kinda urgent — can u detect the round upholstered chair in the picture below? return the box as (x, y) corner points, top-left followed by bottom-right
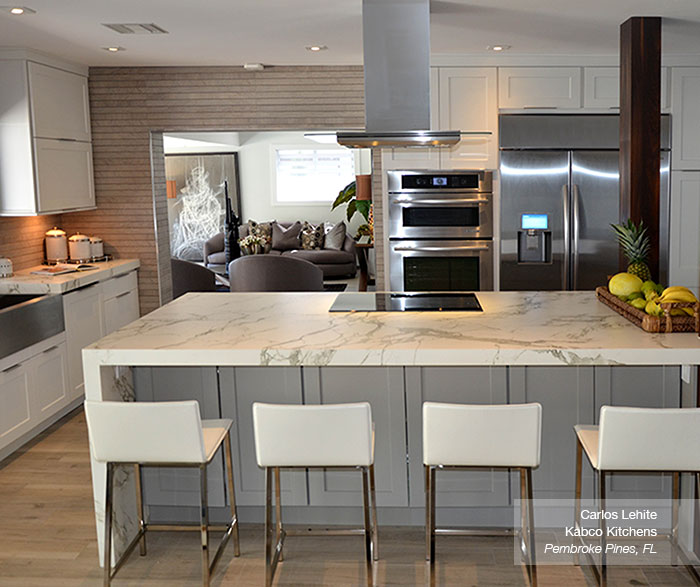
(228, 255), (323, 292)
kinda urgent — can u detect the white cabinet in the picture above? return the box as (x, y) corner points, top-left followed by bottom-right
(498, 67), (582, 109)
(63, 271), (140, 401)
(34, 138), (95, 211)
(0, 59), (94, 215)
(28, 62), (91, 142)
(672, 67), (700, 170)
(669, 171), (700, 294)
(583, 67), (620, 109)
(0, 361), (33, 450)
(439, 67), (498, 170)
(583, 67), (669, 111)
(29, 343), (69, 419)
(63, 283), (103, 400)
(0, 337), (69, 460)
(102, 271), (140, 333)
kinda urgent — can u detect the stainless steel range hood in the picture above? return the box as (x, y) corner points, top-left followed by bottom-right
(336, 0), (460, 149)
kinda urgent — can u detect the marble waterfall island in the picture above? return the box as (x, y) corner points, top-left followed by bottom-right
(83, 291), (700, 566)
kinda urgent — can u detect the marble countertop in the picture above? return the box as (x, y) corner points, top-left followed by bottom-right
(0, 259), (140, 294)
(84, 291), (700, 367)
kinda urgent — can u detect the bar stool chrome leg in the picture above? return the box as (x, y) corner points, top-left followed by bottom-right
(573, 438), (583, 566)
(361, 467), (374, 587)
(369, 463), (379, 561)
(103, 463), (114, 587)
(525, 468), (538, 587)
(223, 431), (240, 558)
(134, 464), (147, 556)
(598, 471), (607, 587)
(274, 467), (284, 562)
(199, 465), (210, 587)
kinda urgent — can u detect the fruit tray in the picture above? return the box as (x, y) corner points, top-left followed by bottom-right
(596, 287), (700, 333)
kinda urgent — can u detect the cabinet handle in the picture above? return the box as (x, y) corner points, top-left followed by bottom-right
(115, 291), (132, 299)
(523, 106), (558, 109)
(2, 362), (22, 374)
(56, 138), (79, 142)
(42, 345), (59, 354)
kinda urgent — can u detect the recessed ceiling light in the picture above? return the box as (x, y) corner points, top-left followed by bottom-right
(103, 46), (125, 52)
(306, 45), (328, 52)
(488, 44), (511, 52)
(4, 6), (36, 14)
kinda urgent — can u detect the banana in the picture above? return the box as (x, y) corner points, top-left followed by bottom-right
(660, 286), (696, 298)
(659, 291), (698, 303)
(683, 307), (695, 317)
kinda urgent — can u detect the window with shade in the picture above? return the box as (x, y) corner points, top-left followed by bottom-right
(274, 148), (356, 204)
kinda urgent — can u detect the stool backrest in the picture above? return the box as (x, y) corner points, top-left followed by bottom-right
(598, 406), (700, 471)
(252, 402), (373, 467)
(423, 402), (542, 467)
(85, 400), (207, 464)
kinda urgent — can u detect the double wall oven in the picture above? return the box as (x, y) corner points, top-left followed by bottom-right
(388, 170), (494, 292)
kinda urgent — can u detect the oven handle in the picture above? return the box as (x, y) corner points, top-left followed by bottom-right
(392, 197), (490, 206)
(393, 245), (491, 252)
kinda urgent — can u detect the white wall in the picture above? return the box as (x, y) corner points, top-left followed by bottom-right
(237, 131), (364, 234)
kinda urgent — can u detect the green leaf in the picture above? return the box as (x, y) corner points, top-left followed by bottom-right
(355, 200), (371, 221)
(346, 199), (357, 222)
(331, 181), (356, 210)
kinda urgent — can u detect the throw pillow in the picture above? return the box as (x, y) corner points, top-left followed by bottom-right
(247, 220), (273, 253)
(323, 221), (347, 250)
(300, 222), (324, 250)
(271, 221), (302, 251)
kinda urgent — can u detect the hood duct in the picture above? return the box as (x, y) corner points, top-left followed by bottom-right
(336, 0), (461, 149)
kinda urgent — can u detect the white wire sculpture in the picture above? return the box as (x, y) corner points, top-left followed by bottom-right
(170, 166), (225, 260)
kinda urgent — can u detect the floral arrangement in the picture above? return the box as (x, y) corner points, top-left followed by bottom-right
(238, 234), (270, 255)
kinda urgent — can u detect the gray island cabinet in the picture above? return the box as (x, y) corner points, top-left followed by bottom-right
(83, 291), (700, 565)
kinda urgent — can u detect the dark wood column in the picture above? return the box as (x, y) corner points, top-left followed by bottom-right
(619, 16), (661, 276)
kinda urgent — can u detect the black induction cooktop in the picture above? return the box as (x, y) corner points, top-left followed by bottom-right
(329, 292), (483, 313)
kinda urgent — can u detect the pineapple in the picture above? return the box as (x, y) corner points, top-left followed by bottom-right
(611, 219), (652, 282)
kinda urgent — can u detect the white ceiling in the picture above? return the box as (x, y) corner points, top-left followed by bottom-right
(1, 0), (700, 67)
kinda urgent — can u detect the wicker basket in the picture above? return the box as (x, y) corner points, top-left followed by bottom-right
(596, 287), (700, 333)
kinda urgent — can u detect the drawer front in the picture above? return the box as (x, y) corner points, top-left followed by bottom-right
(102, 270), (138, 300)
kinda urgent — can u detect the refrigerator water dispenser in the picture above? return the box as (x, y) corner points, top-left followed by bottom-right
(517, 214), (551, 263)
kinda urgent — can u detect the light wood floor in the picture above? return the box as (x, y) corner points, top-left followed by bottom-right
(0, 409), (696, 586)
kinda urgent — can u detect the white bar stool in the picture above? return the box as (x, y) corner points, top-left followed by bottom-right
(574, 406), (700, 587)
(84, 400), (241, 587)
(423, 402), (542, 587)
(252, 402), (378, 587)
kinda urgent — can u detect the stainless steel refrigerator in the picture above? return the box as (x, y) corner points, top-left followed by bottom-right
(499, 114), (670, 291)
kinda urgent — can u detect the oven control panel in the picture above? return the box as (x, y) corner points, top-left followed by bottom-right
(401, 174), (479, 189)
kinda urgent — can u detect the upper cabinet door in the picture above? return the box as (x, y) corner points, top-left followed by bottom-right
(499, 67), (582, 109)
(583, 67), (619, 109)
(672, 67), (700, 170)
(438, 67), (498, 170)
(34, 138), (95, 212)
(28, 62), (91, 142)
(584, 67), (669, 111)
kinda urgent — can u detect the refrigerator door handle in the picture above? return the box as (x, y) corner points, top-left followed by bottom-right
(562, 185), (570, 289)
(572, 184), (581, 290)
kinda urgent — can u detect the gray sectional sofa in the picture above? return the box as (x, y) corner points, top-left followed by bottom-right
(203, 222), (357, 278)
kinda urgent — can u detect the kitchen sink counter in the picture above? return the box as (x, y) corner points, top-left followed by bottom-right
(85, 290), (700, 367)
(0, 259), (140, 294)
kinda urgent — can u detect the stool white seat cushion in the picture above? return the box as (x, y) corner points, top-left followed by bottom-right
(252, 402), (373, 467)
(85, 400), (232, 464)
(597, 406), (700, 471)
(574, 424), (599, 470)
(423, 402), (542, 467)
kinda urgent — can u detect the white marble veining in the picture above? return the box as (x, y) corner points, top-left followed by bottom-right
(0, 259), (140, 294)
(85, 291), (700, 367)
